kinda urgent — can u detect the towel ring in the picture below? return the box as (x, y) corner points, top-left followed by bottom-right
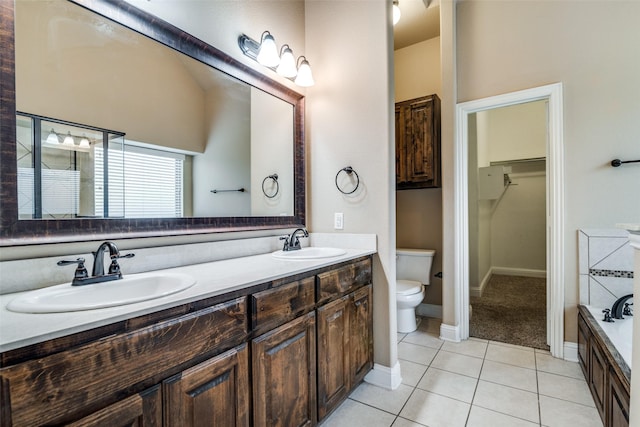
(335, 166), (360, 195)
(262, 174), (279, 198)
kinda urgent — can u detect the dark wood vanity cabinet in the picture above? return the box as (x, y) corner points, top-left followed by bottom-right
(577, 307), (630, 427)
(0, 256), (373, 427)
(395, 94), (441, 190)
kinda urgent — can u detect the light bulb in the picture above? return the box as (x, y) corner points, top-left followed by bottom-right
(79, 135), (90, 149)
(294, 57), (314, 87)
(256, 32), (280, 67)
(276, 45), (297, 78)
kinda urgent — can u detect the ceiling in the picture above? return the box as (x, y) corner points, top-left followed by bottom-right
(393, 0), (440, 50)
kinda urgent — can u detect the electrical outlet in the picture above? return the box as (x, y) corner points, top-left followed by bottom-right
(334, 212), (344, 230)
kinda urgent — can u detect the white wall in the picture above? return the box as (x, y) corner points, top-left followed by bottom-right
(456, 0), (640, 342)
(305, 1), (396, 369)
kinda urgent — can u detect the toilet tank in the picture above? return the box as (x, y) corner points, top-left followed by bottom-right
(396, 248), (436, 285)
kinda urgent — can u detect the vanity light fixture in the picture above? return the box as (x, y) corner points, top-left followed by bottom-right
(63, 131), (75, 147)
(239, 31), (314, 87)
(276, 45), (297, 78)
(46, 128), (59, 144)
(393, 0), (401, 25)
(294, 56), (314, 87)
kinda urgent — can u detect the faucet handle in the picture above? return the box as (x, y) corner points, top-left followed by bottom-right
(108, 253), (135, 275)
(623, 303), (633, 317)
(57, 258), (89, 281)
(602, 308), (614, 322)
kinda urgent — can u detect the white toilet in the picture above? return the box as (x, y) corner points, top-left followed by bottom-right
(396, 248), (436, 333)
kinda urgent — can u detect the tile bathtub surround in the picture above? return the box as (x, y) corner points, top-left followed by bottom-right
(578, 228), (634, 309)
(322, 318), (603, 427)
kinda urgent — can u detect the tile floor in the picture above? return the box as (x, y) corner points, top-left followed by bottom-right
(321, 317), (603, 427)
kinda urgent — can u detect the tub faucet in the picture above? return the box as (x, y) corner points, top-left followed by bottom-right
(280, 228), (308, 251)
(611, 294), (633, 319)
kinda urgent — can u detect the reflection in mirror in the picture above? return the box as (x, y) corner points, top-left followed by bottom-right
(15, 0), (294, 220)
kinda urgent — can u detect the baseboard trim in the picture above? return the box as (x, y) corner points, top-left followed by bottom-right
(492, 267), (547, 278)
(364, 361), (402, 390)
(563, 342), (578, 362)
(439, 323), (461, 342)
(470, 269), (493, 298)
(416, 303), (442, 319)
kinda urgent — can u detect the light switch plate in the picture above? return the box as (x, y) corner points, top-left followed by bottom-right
(334, 212), (344, 230)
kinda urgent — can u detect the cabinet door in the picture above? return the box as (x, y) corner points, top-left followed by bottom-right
(608, 367), (630, 427)
(395, 105), (406, 183)
(163, 344), (250, 427)
(577, 313), (589, 378)
(349, 284), (373, 386)
(252, 312), (316, 427)
(65, 385), (161, 427)
(589, 337), (608, 421)
(317, 295), (350, 420)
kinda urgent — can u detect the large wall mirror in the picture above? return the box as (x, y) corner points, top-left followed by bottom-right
(0, 0), (305, 244)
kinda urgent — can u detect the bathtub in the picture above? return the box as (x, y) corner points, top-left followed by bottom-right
(585, 305), (632, 371)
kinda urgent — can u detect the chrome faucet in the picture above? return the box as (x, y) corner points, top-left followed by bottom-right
(280, 228), (308, 251)
(58, 241), (134, 286)
(611, 294), (633, 320)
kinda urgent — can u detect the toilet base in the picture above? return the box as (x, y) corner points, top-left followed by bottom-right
(397, 308), (419, 333)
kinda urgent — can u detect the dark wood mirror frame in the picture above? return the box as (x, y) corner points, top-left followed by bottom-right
(0, 0), (305, 246)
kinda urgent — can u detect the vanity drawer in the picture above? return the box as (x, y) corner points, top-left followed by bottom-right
(317, 258), (372, 304)
(0, 297), (247, 427)
(250, 277), (315, 334)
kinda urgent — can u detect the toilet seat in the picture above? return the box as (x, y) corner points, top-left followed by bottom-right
(396, 279), (423, 296)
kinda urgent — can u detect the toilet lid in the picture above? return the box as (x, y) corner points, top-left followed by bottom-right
(396, 280), (423, 296)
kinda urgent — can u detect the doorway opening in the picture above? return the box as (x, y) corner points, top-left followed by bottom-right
(453, 83), (565, 358)
(467, 100), (548, 350)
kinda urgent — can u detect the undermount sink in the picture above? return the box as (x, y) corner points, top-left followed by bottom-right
(7, 272), (196, 314)
(272, 247), (347, 260)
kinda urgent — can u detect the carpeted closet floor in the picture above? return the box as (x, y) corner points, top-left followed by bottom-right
(470, 274), (549, 350)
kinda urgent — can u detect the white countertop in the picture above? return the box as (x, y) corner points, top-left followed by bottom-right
(0, 248), (375, 353)
(586, 305), (633, 369)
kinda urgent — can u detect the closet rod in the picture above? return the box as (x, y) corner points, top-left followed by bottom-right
(490, 157), (546, 166)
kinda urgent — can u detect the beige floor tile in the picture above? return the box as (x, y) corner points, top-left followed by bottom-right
(535, 352), (584, 379)
(399, 359), (428, 387)
(417, 367), (478, 403)
(537, 371), (595, 406)
(488, 340), (536, 352)
(399, 389), (470, 427)
(320, 398), (396, 427)
(485, 343), (536, 369)
(472, 380), (540, 423)
(480, 360), (537, 393)
(466, 405), (539, 427)
(539, 395), (603, 427)
(398, 342), (438, 365)
(397, 333), (407, 343)
(430, 350), (484, 378)
(391, 417), (427, 427)
(349, 382), (414, 415)
(417, 316), (441, 334)
(441, 338), (488, 358)
(403, 329), (444, 349)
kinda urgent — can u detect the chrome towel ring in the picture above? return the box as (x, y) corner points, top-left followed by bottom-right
(262, 174), (279, 198)
(335, 166), (360, 195)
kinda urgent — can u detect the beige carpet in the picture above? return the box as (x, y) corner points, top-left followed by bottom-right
(470, 274), (549, 350)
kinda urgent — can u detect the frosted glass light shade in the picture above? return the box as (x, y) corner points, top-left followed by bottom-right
(256, 32), (280, 67)
(294, 57), (314, 87)
(63, 132), (75, 146)
(79, 136), (90, 149)
(393, 3), (401, 25)
(46, 129), (59, 144)
(276, 45), (297, 78)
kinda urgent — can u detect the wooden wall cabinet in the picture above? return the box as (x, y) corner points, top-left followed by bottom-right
(395, 94), (441, 190)
(0, 256), (373, 427)
(577, 307), (630, 427)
